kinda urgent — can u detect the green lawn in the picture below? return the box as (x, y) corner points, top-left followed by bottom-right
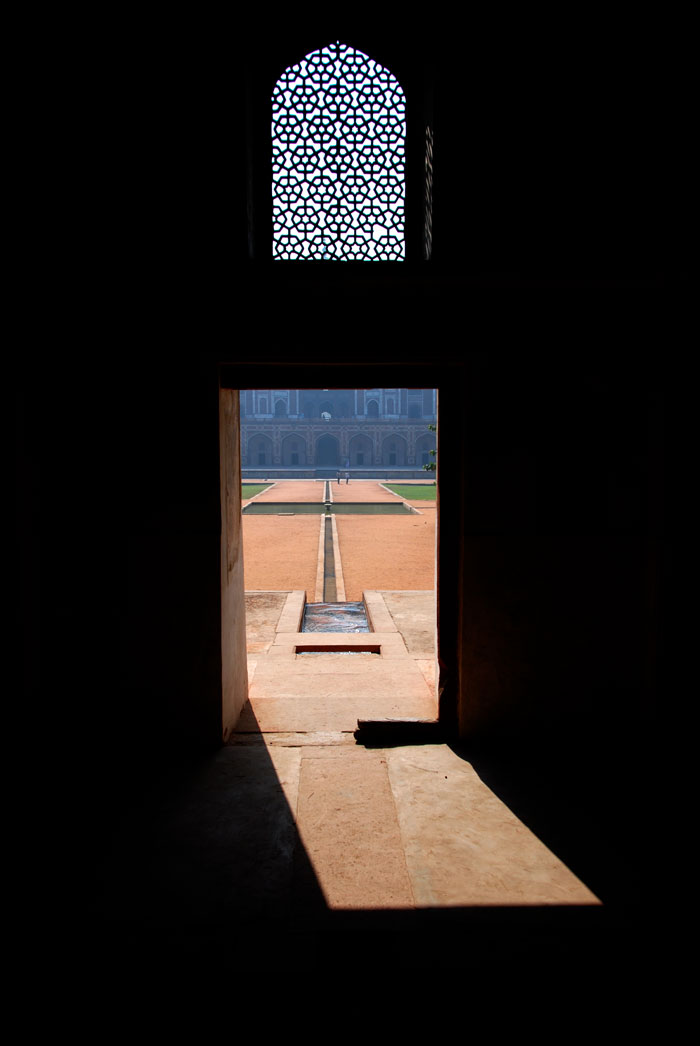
(384, 483), (436, 501)
(241, 483), (273, 499)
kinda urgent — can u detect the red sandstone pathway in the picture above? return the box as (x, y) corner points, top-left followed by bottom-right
(335, 513), (436, 600)
(241, 480), (436, 603)
(331, 482), (436, 598)
(251, 480), (325, 503)
(242, 515), (320, 601)
(331, 480), (398, 502)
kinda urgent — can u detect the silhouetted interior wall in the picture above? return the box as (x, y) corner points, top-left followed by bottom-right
(117, 362), (224, 755)
(16, 17), (677, 899)
(451, 346), (662, 747)
(19, 358), (226, 830)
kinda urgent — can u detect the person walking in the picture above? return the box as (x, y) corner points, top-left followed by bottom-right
(337, 471), (341, 484)
(345, 471), (350, 484)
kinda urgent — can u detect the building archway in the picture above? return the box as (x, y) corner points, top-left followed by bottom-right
(316, 433), (340, 466)
(248, 432), (273, 468)
(224, 368), (448, 738)
(415, 430), (436, 467)
(349, 432), (373, 467)
(281, 432), (306, 466)
(381, 433), (407, 466)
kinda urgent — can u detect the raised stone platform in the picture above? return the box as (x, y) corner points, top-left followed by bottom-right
(243, 590), (438, 733)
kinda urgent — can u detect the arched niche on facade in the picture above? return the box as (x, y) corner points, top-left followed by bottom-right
(415, 430), (436, 466)
(274, 398), (287, 417)
(382, 433), (407, 466)
(366, 399), (379, 418)
(316, 433), (340, 466)
(281, 432), (306, 465)
(348, 432), (373, 466)
(248, 433), (274, 467)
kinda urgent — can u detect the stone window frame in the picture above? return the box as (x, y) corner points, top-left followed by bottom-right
(244, 38), (434, 265)
(272, 42), (407, 262)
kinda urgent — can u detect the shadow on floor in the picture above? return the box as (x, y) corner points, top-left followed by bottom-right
(60, 713), (661, 978)
(453, 724), (658, 909)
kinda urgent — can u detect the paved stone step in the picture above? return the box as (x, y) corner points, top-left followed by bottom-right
(239, 689), (437, 733)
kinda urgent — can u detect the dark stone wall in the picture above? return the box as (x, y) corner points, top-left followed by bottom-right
(451, 338), (664, 748)
(17, 354), (226, 871)
(17, 13), (681, 943)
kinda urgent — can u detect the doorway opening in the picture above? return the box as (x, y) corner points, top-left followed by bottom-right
(235, 384), (439, 732)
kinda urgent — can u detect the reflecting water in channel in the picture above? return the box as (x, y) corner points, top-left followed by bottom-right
(302, 602), (370, 633)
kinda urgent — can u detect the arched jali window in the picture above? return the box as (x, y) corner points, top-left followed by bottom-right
(272, 42), (406, 261)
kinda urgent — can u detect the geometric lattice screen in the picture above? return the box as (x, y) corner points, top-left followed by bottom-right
(272, 42), (405, 260)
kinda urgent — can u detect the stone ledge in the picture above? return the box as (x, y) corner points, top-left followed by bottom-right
(269, 631), (409, 658)
(276, 590), (307, 632)
(362, 590), (397, 632)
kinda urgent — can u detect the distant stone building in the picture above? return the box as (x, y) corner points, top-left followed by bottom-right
(240, 389), (436, 475)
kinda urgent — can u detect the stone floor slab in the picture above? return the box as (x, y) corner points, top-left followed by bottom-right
(379, 591), (437, 654)
(295, 746), (415, 909)
(415, 659), (437, 698)
(244, 591), (288, 649)
(386, 745), (601, 907)
(239, 690), (436, 732)
(250, 655), (429, 686)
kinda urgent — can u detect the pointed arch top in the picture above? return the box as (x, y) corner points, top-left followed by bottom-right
(271, 42), (406, 261)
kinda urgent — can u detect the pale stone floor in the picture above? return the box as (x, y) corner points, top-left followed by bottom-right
(238, 590), (600, 911)
(86, 589), (654, 972)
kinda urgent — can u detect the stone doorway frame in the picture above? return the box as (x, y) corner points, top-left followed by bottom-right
(219, 363), (456, 742)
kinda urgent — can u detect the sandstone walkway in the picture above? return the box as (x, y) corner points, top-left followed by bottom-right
(242, 479), (436, 601)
